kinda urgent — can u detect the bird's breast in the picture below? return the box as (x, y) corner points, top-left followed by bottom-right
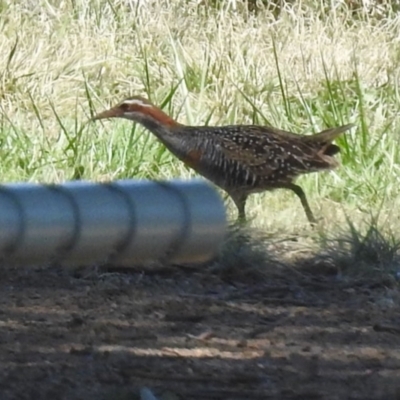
(180, 149), (204, 169)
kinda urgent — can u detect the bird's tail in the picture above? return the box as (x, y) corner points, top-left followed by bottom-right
(304, 123), (355, 157)
(306, 123), (355, 143)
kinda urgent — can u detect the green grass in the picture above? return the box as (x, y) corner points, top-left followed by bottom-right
(1, 0), (400, 276)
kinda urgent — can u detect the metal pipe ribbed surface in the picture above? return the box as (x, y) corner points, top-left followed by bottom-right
(0, 179), (226, 266)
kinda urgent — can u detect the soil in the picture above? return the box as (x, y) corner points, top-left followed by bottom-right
(0, 262), (399, 400)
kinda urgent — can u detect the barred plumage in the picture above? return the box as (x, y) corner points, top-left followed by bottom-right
(93, 96), (354, 224)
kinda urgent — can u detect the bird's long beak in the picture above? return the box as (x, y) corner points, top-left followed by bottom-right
(92, 106), (122, 121)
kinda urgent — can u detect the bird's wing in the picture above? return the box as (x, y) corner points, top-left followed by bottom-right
(215, 126), (333, 175)
(217, 125), (301, 159)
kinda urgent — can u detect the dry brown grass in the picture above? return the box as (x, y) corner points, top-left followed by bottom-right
(1, 0), (400, 236)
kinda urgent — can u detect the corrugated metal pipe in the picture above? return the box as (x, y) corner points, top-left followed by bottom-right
(0, 179), (226, 267)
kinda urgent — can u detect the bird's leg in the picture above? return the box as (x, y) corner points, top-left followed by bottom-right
(285, 183), (317, 225)
(229, 192), (248, 224)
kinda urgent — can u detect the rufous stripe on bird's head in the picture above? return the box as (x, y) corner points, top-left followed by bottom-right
(92, 96), (180, 128)
(125, 99), (180, 127)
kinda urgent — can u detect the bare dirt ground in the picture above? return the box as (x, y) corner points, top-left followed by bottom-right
(0, 260), (399, 400)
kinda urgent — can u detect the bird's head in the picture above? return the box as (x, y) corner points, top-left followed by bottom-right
(92, 96), (179, 128)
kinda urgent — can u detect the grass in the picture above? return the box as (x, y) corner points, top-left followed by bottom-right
(1, 0), (400, 277)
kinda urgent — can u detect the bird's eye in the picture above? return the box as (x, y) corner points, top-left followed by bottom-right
(120, 103), (129, 111)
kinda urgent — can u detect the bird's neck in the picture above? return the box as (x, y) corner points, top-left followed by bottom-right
(140, 106), (180, 131)
(137, 112), (188, 157)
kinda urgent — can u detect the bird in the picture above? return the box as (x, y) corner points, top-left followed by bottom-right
(92, 96), (354, 224)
